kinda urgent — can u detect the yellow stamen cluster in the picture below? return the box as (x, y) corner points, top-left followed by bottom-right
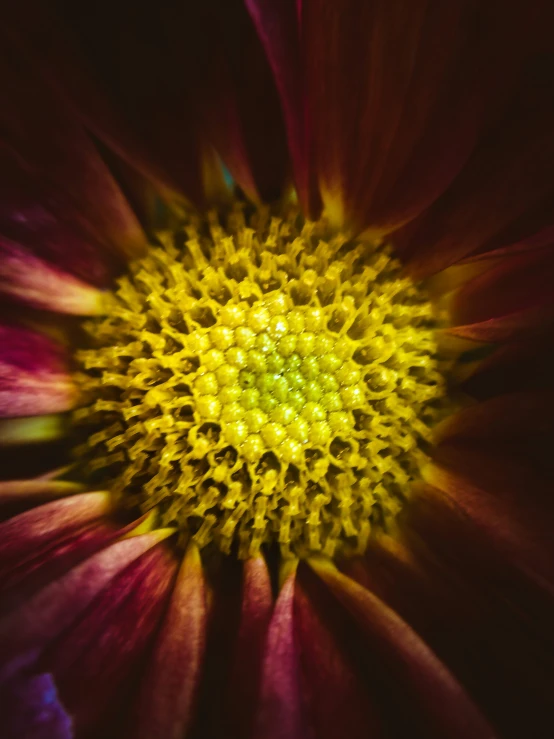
(74, 205), (445, 558)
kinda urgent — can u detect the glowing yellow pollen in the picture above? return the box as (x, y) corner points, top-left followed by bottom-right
(74, 204), (446, 559)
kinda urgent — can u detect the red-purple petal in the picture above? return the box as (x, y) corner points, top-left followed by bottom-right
(227, 556), (273, 739)
(42, 545), (176, 734)
(0, 324), (75, 418)
(0, 529), (173, 664)
(134, 543), (206, 739)
(254, 568), (306, 739)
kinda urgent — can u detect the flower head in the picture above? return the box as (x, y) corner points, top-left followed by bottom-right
(1, 1), (554, 738)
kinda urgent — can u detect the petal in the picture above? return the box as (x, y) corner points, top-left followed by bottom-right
(0, 236), (103, 314)
(227, 556), (273, 739)
(309, 558), (496, 739)
(254, 565), (306, 739)
(42, 545), (176, 734)
(0, 28), (145, 269)
(294, 575), (381, 739)
(1, 671), (72, 739)
(0, 476), (82, 507)
(0, 528), (174, 665)
(248, 0), (542, 231)
(433, 392), (554, 443)
(0, 491), (110, 567)
(134, 543), (207, 739)
(451, 247), (554, 327)
(422, 446), (554, 589)
(0, 325), (75, 418)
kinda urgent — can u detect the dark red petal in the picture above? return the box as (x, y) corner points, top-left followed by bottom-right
(0, 529), (173, 665)
(134, 544), (206, 739)
(0, 324), (75, 418)
(310, 558), (496, 739)
(451, 247), (554, 326)
(447, 304), (554, 343)
(227, 556), (273, 739)
(423, 445), (554, 590)
(254, 568), (307, 739)
(0, 27), (145, 272)
(434, 392), (554, 443)
(294, 578), (381, 739)
(0, 670), (72, 739)
(403, 60), (554, 277)
(41, 545), (176, 734)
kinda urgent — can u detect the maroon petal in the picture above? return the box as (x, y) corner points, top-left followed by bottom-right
(1, 670), (72, 739)
(0, 529), (173, 665)
(310, 558), (496, 739)
(453, 246), (554, 322)
(0, 236), (103, 314)
(294, 577), (381, 739)
(423, 446), (554, 590)
(42, 545), (176, 734)
(134, 543), (207, 739)
(434, 392), (554, 443)
(227, 556), (273, 739)
(0, 324), (75, 418)
(254, 566), (306, 739)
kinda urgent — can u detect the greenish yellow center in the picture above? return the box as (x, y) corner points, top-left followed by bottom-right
(74, 205), (445, 559)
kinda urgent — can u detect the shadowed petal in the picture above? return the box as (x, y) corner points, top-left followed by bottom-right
(434, 392), (554, 443)
(294, 578), (381, 739)
(0, 476), (82, 507)
(0, 325), (75, 418)
(309, 558), (496, 739)
(0, 27), (145, 271)
(227, 556), (273, 739)
(135, 543), (207, 739)
(1, 670), (72, 739)
(254, 566), (306, 739)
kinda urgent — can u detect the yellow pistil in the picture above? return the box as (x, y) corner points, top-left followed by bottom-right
(73, 204), (446, 559)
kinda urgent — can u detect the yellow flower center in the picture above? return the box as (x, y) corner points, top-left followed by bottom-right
(74, 204), (445, 558)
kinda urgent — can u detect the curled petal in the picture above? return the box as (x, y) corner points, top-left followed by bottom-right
(309, 558), (496, 739)
(0, 325), (75, 418)
(135, 543), (207, 739)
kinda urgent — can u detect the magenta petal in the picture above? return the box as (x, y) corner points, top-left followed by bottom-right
(135, 544), (206, 739)
(0, 324), (74, 418)
(0, 529), (172, 665)
(254, 569), (306, 739)
(1, 670), (72, 739)
(43, 546), (176, 734)
(310, 558), (496, 739)
(227, 557), (273, 739)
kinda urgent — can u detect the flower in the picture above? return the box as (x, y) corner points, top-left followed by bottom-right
(1, 1), (554, 738)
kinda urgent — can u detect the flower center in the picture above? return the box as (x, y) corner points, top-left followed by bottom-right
(74, 205), (445, 559)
